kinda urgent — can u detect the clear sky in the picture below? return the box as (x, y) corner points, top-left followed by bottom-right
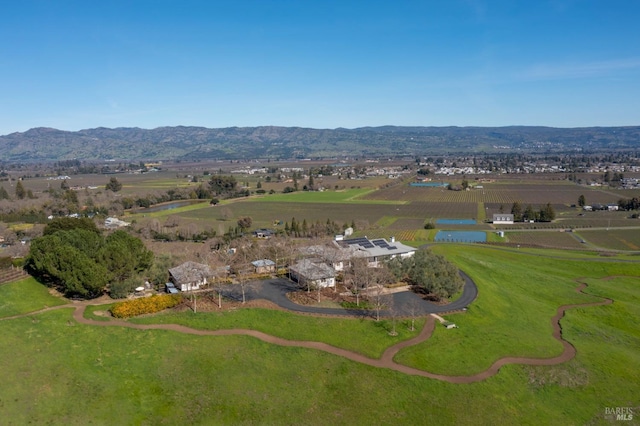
(1, 0), (639, 135)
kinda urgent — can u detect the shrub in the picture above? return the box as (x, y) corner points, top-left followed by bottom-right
(110, 294), (182, 318)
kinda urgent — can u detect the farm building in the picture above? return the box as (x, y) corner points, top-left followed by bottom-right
(289, 259), (336, 289)
(168, 261), (212, 292)
(492, 214), (514, 225)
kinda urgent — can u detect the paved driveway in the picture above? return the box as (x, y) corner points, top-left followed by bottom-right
(223, 270), (477, 318)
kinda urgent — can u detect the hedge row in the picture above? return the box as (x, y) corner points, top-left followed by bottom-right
(110, 294), (182, 318)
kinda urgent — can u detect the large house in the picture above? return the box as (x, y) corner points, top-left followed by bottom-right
(334, 237), (416, 267)
(168, 261), (212, 291)
(289, 259), (336, 289)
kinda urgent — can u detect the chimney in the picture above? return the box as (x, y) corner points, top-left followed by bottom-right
(390, 236), (395, 243)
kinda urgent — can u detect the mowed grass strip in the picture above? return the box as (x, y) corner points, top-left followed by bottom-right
(393, 245), (639, 376)
(0, 277), (66, 318)
(131, 308), (425, 359)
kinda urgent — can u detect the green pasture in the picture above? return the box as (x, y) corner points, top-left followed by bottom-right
(394, 245), (640, 376)
(131, 308), (424, 359)
(0, 277), (66, 318)
(578, 229), (640, 251)
(0, 246), (639, 423)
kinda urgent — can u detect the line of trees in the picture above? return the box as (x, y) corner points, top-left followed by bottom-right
(510, 201), (556, 222)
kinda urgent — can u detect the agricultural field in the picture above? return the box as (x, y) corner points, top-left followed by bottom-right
(114, 172), (640, 249)
(364, 180), (623, 206)
(501, 230), (587, 250)
(578, 229), (640, 251)
(1, 245), (639, 424)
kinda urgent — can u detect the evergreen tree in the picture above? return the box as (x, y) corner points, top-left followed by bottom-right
(578, 194), (586, 207)
(511, 201), (523, 221)
(0, 185), (10, 200)
(15, 180), (26, 199)
(105, 176), (122, 192)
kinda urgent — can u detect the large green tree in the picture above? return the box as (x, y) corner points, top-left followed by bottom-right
(26, 230), (108, 298)
(43, 217), (100, 236)
(209, 175), (237, 196)
(26, 228), (153, 299)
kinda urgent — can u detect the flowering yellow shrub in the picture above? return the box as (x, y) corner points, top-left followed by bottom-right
(110, 294), (182, 318)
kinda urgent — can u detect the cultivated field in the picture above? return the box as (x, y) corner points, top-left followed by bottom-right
(117, 174), (640, 252)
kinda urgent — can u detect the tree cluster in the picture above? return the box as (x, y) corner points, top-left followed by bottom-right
(26, 220), (153, 299)
(387, 249), (463, 300)
(510, 201), (555, 222)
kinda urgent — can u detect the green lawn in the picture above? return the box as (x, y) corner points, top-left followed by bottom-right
(0, 277), (66, 318)
(1, 248), (638, 424)
(131, 308), (424, 359)
(393, 245), (639, 376)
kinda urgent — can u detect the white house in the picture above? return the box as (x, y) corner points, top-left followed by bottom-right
(492, 213), (514, 225)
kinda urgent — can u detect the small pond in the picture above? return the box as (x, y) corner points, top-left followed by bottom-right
(435, 231), (486, 243)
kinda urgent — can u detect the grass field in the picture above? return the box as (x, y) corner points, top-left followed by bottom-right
(1, 245), (639, 424)
(0, 277), (66, 318)
(578, 229), (640, 251)
(130, 308), (425, 359)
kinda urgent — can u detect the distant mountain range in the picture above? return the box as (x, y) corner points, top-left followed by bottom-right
(0, 125), (638, 162)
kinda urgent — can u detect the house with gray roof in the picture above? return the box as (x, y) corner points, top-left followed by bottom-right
(251, 259), (276, 274)
(334, 237), (416, 267)
(289, 258), (336, 289)
(168, 261), (212, 291)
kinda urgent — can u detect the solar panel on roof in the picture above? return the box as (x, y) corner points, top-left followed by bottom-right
(388, 246), (397, 250)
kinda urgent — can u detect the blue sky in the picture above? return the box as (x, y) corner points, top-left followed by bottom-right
(1, 0), (639, 134)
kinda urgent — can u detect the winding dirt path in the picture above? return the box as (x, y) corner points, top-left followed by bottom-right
(3, 277), (621, 383)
